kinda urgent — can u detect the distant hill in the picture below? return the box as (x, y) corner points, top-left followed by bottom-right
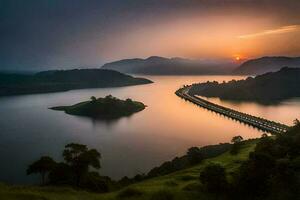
(102, 56), (235, 75)
(189, 67), (300, 103)
(234, 56), (300, 75)
(0, 69), (152, 96)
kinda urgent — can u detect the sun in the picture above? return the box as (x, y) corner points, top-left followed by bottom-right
(233, 54), (244, 62)
(235, 56), (241, 61)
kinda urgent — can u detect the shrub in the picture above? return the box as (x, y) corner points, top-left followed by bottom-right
(199, 163), (228, 193)
(81, 172), (109, 193)
(117, 187), (143, 198)
(177, 175), (196, 181)
(230, 136), (244, 155)
(187, 147), (203, 165)
(164, 180), (178, 187)
(182, 182), (201, 191)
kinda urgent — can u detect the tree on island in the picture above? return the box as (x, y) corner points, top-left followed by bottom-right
(26, 156), (56, 185)
(63, 143), (101, 187)
(125, 98), (133, 103)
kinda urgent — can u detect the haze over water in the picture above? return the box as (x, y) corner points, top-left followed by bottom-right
(0, 75), (299, 184)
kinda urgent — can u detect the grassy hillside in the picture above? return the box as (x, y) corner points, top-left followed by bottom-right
(0, 140), (256, 200)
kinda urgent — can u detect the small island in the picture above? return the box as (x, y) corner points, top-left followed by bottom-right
(50, 95), (146, 119)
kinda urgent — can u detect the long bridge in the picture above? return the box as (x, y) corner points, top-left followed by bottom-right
(176, 86), (290, 134)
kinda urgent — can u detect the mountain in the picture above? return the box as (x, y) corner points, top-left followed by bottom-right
(0, 69), (152, 96)
(234, 56), (300, 75)
(189, 67), (300, 103)
(102, 56), (236, 75)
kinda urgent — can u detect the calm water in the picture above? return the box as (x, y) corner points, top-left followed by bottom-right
(0, 75), (300, 184)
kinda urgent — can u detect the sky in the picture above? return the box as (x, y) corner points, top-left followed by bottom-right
(1, 0), (300, 71)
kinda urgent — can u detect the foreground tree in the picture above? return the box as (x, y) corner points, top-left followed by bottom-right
(27, 156), (56, 185)
(231, 120), (300, 199)
(48, 162), (73, 185)
(27, 143), (108, 192)
(63, 143), (101, 186)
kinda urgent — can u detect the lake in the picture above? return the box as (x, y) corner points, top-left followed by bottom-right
(0, 75), (299, 184)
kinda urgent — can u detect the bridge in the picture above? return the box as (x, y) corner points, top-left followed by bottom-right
(176, 86), (290, 134)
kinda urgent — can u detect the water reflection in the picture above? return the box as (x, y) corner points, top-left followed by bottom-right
(0, 75), (299, 184)
(204, 96), (300, 125)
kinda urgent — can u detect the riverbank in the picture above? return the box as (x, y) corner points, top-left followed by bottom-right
(0, 140), (257, 200)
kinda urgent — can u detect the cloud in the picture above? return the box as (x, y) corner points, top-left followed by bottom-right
(238, 25), (300, 39)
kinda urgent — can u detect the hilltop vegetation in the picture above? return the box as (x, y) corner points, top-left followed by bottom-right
(0, 138), (256, 200)
(1, 121), (300, 200)
(189, 67), (300, 103)
(0, 69), (152, 96)
(51, 95), (146, 119)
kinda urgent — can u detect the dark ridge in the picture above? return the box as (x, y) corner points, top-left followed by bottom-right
(189, 67), (300, 103)
(102, 56), (235, 75)
(234, 56), (300, 75)
(0, 69), (152, 96)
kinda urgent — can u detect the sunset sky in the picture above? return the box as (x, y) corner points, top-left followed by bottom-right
(1, 0), (300, 70)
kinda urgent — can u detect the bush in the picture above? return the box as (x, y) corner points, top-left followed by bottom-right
(182, 182), (201, 191)
(48, 162), (73, 185)
(150, 189), (174, 200)
(164, 180), (178, 187)
(230, 143), (241, 155)
(177, 175), (196, 181)
(81, 172), (109, 193)
(230, 136), (243, 155)
(3, 193), (48, 200)
(199, 163), (228, 193)
(187, 147), (203, 165)
(117, 187), (143, 198)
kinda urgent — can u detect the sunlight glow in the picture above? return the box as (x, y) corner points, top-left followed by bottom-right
(238, 25), (300, 39)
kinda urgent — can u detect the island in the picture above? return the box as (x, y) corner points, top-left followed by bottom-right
(50, 95), (146, 119)
(188, 67), (300, 103)
(0, 69), (152, 96)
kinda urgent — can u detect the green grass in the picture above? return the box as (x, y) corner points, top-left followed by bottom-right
(0, 140), (256, 200)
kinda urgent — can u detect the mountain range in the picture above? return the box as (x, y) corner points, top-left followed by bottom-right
(102, 56), (236, 75)
(234, 56), (300, 75)
(102, 56), (300, 75)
